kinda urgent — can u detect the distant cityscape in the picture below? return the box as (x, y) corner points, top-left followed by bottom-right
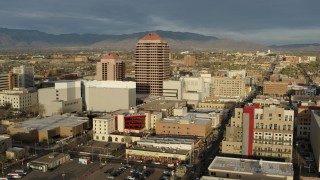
(0, 31), (320, 180)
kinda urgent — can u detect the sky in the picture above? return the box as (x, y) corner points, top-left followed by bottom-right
(0, 0), (319, 45)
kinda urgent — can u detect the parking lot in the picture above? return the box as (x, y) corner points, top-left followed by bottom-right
(21, 158), (168, 180)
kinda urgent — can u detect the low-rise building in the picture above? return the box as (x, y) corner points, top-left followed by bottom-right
(206, 156), (293, 180)
(6, 147), (27, 160)
(139, 100), (187, 117)
(211, 77), (246, 99)
(155, 115), (212, 139)
(263, 81), (288, 96)
(27, 152), (70, 172)
(8, 115), (89, 143)
(0, 135), (12, 153)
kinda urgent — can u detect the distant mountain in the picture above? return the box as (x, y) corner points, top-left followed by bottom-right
(269, 43), (320, 51)
(0, 27), (267, 51)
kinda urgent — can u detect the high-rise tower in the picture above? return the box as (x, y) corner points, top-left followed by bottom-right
(96, 52), (125, 81)
(135, 32), (170, 96)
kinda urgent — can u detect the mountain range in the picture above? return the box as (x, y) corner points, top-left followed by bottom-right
(0, 27), (318, 52)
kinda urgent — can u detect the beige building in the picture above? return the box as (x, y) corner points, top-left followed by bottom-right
(93, 114), (116, 141)
(0, 88), (38, 111)
(38, 81), (82, 116)
(6, 147), (26, 160)
(139, 100), (187, 117)
(263, 81), (288, 96)
(297, 102), (320, 139)
(74, 56), (88, 62)
(135, 32), (170, 96)
(96, 52), (125, 81)
(198, 102), (235, 110)
(27, 152), (70, 172)
(222, 105), (294, 161)
(0, 135), (12, 153)
(84, 81), (136, 112)
(8, 115), (89, 143)
(155, 115), (212, 139)
(184, 55), (196, 67)
(211, 77), (246, 98)
(206, 156), (293, 180)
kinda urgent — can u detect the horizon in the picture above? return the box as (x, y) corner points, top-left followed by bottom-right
(0, 0), (319, 45)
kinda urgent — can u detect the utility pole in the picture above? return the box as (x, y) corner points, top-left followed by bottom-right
(0, 161), (4, 177)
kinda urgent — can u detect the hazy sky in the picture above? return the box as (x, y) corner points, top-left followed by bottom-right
(0, 0), (319, 45)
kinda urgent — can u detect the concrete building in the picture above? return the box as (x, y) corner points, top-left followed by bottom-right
(227, 70), (246, 78)
(12, 65), (34, 88)
(163, 75), (211, 105)
(74, 56), (88, 62)
(8, 115), (89, 143)
(211, 77), (246, 98)
(96, 52), (125, 81)
(310, 110), (320, 173)
(135, 32), (170, 96)
(138, 100), (187, 117)
(0, 73), (10, 91)
(38, 81), (82, 116)
(0, 88), (38, 111)
(6, 147), (26, 160)
(84, 81), (136, 112)
(198, 102), (235, 110)
(0, 135), (12, 153)
(263, 81), (288, 96)
(206, 156), (293, 180)
(155, 115), (212, 139)
(27, 152), (70, 172)
(183, 55), (196, 67)
(222, 105), (294, 161)
(297, 102), (320, 139)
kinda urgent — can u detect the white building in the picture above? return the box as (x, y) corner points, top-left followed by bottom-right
(163, 75), (211, 106)
(13, 65), (34, 88)
(0, 88), (38, 111)
(227, 70), (246, 78)
(93, 114), (115, 141)
(38, 81), (82, 116)
(84, 81), (136, 112)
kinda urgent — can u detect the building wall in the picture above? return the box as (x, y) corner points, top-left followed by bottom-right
(126, 149), (189, 162)
(198, 102), (234, 109)
(263, 81), (288, 95)
(208, 169), (293, 180)
(86, 87), (136, 112)
(184, 55), (196, 67)
(13, 65), (34, 88)
(310, 110), (320, 173)
(211, 77), (246, 98)
(96, 57), (125, 81)
(0, 88), (38, 111)
(155, 120), (212, 138)
(163, 80), (182, 100)
(222, 106), (294, 160)
(0, 136), (12, 153)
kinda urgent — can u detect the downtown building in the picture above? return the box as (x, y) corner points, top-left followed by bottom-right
(12, 65), (34, 88)
(135, 32), (170, 96)
(222, 104), (294, 161)
(96, 52), (125, 81)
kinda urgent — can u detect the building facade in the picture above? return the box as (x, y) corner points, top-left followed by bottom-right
(222, 105), (294, 161)
(38, 81), (82, 116)
(206, 156), (293, 180)
(135, 32), (170, 96)
(96, 52), (125, 81)
(183, 55), (196, 67)
(263, 81), (288, 96)
(0, 88), (38, 111)
(211, 77), (246, 98)
(12, 65), (34, 88)
(310, 110), (320, 173)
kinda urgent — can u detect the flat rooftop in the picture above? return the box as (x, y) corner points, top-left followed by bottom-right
(161, 114), (211, 126)
(209, 156), (293, 177)
(128, 145), (189, 155)
(32, 152), (69, 164)
(139, 100), (186, 110)
(138, 136), (195, 145)
(12, 115), (88, 131)
(0, 135), (10, 141)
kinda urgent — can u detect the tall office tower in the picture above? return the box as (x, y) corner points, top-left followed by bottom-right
(135, 32), (170, 96)
(12, 65), (34, 88)
(96, 53), (125, 81)
(0, 73), (9, 91)
(222, 105), (294, 161)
